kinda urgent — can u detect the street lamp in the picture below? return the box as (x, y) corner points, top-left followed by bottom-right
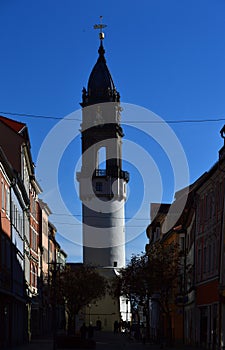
(88, 304), (91, 325)
(143, 282), (150, 341)
(49, 260), (61, 350)
(173, 225), (187, 345)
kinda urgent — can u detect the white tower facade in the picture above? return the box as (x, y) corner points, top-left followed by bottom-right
(77, 39), (129, 269)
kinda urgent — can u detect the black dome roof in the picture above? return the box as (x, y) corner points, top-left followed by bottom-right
(81, 41), (120, 106)
(88, 42), (115, 95)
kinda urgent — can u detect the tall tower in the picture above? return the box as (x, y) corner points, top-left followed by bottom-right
(77, 24), (129, 270)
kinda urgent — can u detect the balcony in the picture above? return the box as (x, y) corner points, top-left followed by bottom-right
(95, 169), (106, 177)
(93, 169), (129, 182)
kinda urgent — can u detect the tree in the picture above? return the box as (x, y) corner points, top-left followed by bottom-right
(112, 254), (148, 312)
(54, 264), (107, 335)
(146, 241), (180, 344)
(113, 241), (180, 344)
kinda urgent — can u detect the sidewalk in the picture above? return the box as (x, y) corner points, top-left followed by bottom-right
(11, 336), (53, 350)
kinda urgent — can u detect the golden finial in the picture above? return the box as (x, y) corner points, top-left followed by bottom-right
(93, 16), (107, 40)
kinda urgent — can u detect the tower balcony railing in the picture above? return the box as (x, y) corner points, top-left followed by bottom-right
(94, 169), (129, 182)
(120, 170), (129, 182)
(95, 169), (106, 176)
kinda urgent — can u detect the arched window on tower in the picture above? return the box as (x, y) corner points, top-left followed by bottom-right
(96, 146), (106, 175)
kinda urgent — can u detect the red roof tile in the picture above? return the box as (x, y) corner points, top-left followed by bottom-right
(0, 115), (26, 133)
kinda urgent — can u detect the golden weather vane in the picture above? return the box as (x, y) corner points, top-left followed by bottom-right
(93, 16), (107, 40)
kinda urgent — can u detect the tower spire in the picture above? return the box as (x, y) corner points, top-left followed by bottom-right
(93, 16), (107, 41)
(81, 17), (120, 106)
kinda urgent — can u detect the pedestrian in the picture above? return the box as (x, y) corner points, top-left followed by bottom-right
(88, 322), (94, 339)
(96, 319), (101, 330)
(80, 323), (87, 340)
(140, 324), (146, 345)
(114, 320), (119, 334)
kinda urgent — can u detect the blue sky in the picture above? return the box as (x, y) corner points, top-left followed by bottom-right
(1, 0), (225, 262)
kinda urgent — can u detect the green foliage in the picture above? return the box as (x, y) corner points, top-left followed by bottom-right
(50, 264), (107, 334)
(113, 241), (180, 313)
(61, 264), (107, 316)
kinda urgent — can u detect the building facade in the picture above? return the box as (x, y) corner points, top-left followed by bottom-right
(194, 149), (224, 348)
(146, 126), (225, 349)
(0, 115), (67, 346)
